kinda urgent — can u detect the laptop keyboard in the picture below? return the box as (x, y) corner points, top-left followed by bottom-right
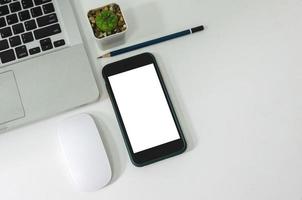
(0, 0), (66, 65)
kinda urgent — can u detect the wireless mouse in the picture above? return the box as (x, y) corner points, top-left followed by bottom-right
(58, 114), (112, 192)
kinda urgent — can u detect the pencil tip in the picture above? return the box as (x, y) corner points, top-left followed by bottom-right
(98, 53), (110, 59)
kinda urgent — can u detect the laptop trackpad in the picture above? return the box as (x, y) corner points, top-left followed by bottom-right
(0, 71), (25, 125)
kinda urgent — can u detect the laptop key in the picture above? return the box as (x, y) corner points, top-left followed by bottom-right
(42, 3), (54, 14)
(34, 0), (51, 6)
(0, 0), (11, 5)
(34, 23), (61, 39)
(18, 10), (30, 21)
(12, 23), (24, 34)
(6, 13), (18, 25)
(0, 26), (12, 38)
(15, 45), (28, 59)
(21, 0), (34, 9)
(0, 39), (9, 51)
(30, 6), (42, 17)
(9, 1), (22, 12)
(9, 35), (21, 47)
(29, 46), (40, 55)
(0, 17), (6, 28)
(0, 5), (9, 17)
(0, 49), (16, 64)
(40, 37), (52, 51)
(54, 39), (65, 48)
(21, 31), (34, 43)
(36, 13), (57, 27)
(24, 19), (36, 30)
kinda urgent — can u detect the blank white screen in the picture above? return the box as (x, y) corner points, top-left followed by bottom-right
(108, 64), (180, 153)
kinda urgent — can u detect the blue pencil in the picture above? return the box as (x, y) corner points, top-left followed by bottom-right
(98, 25), (204, 58)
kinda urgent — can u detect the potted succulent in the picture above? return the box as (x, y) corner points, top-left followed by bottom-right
(88, 3), (127, 44)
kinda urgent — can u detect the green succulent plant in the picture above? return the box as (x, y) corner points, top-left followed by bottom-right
(96, 10), (118, 33)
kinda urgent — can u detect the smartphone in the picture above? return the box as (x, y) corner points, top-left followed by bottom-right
(102, 53), (186, 167)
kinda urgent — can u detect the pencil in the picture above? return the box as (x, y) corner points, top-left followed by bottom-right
(98, 25), (204, 58)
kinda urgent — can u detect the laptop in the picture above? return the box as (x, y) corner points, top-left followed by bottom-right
(0, 0), (99, 132)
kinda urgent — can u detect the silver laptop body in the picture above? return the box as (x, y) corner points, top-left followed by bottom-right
(0, 0), (99, 132)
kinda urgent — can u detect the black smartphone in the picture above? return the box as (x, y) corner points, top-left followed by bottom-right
(102, 53), (186, 167)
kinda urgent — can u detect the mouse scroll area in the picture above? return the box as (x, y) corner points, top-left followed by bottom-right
(58, 114), (112, 192)
(0, 71), (25, 125)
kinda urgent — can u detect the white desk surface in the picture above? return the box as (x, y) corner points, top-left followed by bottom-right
(0, 0), (302, 199)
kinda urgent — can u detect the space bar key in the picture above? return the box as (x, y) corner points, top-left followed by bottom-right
(34, 24), (61, 40)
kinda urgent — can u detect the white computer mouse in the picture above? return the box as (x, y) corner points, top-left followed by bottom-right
(58, 114), (112, 192)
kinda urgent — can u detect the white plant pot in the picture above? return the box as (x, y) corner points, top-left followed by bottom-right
(87, 3), (128, 47)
